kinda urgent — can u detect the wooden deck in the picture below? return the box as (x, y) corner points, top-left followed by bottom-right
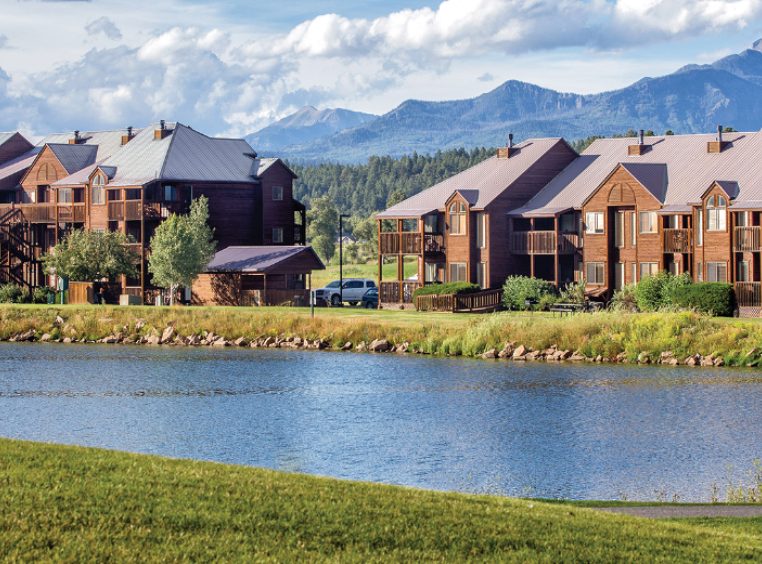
(415, 288), (502, 313)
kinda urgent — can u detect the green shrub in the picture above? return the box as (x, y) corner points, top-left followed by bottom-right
(671, 283), (736, 317)
(611, 283), (638, 312)
(32, 286), (52, 304)
(0, 284), (25, 303)
(633, 272), (691, 311)
(413, 282), (480, 297)
(559, 278), (586, 304)
(502, 276), (556, 311)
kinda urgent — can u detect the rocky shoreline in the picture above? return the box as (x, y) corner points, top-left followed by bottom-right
(3, 315), (758, 368)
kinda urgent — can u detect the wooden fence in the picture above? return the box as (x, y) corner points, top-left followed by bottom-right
(416, 288), (503, 313)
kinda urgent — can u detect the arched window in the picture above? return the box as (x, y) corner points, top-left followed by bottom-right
(706, 194), (727, 231)
(449, 202), (466, 235)
(91, 173), (106, 205)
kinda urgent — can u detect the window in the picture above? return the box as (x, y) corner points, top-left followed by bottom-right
(366, 281), (376, 288)
(696, 209), (703, 246)
(424, 214), (439, 234)
(449, 262), (467, 282)
(272, 227), (284, 243)
(629, 211), (637, 247)
(57, 188), (73, 204)
(476, 262), (487, 289)
(706, 195), (727, 231)
(614, 212), (624, 248)
(164, 185), (177, 202)
(585, 212), (604, 234)
(91, 173), (105, 205)
(736, 211), (749, 227)
(586, 262), (604, 285)
(476, 213), (486, 248)
(344, 281), (363, 289)
(630, 262), (637, 285)
(425, 262), (441, 283)
(560, 213), (575, 233)
(668, 262), (679, 275)
(272, 186), (283, 201)
(697, 262), (703, 282)
(639, 211), (657, 234)
(639, 262), (659, 279)
(449, 202), (466, 235)
(707, 262), (727, 282)
(737, 260), (749, 282)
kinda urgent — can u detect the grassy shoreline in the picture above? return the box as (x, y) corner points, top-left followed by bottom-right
(1, 304), (762, 367)
(0, 438), (760, 561)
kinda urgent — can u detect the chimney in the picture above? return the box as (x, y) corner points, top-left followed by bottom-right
(497, 132), (517, 158)
(707, 124), (729, 153)
(68, 130), (82, 145)
(121, 126), (135, 146)
(628, 129), (649, 156)
(154, 120), (172, 140)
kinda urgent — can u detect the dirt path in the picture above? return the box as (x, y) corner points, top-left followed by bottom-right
(595, 505), (762, 518)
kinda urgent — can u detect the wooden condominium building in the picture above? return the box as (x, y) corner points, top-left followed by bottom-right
(378, 128), (762, 316)
(0, 122), (311, 304)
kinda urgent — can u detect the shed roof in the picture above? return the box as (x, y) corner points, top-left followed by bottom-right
(512, 131), (762, 215)
(206, 246), (325, 274)
(377, 138), (567, 218)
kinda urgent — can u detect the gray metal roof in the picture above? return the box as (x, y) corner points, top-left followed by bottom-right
(0, 132), (17, 147)
(47, 144), (98, 174)
(206, 245), (325, 273)
(512, 131), (762, 215)
(377, 138), (566, 218)
(619, 162), (668, 203)
(39, 129), (136, 162)
(0, 148), (40, 191)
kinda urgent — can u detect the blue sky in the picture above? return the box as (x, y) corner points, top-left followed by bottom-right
(1, 0), (762, 137)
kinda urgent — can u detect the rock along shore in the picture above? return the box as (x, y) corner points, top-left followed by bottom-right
(3, 315), (758, 368)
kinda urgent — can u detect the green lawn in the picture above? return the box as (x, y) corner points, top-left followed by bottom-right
(0, 439), (760, 562)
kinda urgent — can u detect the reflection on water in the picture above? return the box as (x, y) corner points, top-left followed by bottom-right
(0, 343), (760, 501)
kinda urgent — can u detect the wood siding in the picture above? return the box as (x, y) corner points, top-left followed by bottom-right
(259, 162), (296, 245)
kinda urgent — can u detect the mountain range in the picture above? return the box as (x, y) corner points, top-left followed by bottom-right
(247, 40), (762, 163)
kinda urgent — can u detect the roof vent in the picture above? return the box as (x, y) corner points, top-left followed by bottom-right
(497, 133), (517, 158)
(707, 124), (729, 153)
(121, 126), (135, 146)
(628, 129), (650, 156)
(154, 120), (172, 141)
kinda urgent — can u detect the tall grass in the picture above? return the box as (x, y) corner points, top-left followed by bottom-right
(1, 305), (761, 366)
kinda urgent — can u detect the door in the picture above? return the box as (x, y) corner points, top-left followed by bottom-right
(614, 262), (624, 290)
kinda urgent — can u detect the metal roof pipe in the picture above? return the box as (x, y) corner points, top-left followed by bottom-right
(639, 129), (644, 145)
(718, 124), (723, 143)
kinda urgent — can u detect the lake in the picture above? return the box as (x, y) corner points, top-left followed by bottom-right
(1, 343), (760, 501)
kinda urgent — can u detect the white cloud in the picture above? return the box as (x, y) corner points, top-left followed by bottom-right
(84, 16), (122, 41)
(0, 35), (7, 49)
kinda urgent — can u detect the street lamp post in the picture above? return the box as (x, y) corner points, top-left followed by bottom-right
(339, 213), (350, 304)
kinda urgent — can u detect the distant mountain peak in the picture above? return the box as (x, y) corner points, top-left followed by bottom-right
(753, 38), (762, 52)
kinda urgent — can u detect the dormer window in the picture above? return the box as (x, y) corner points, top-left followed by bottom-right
(706, 195), (727, 231)
(91, 173), (106, 205)
(449, 202), (466, 235)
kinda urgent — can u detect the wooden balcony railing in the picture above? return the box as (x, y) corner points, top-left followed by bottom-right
(107, 201), (187, 221)
(379, 232), (424, 254)
(736, 282), (762, 307)
(415, 289), (503, 313)
(509, 231), (579, 255)
(0, 203), (87, 223)
(663, 228), (692, 253)
(734, 226), (761, 252)
(380, 281), (421, 303)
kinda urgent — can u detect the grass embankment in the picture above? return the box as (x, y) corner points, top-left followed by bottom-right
(1, 305), (762, 366)
(1, 439), (760, 561)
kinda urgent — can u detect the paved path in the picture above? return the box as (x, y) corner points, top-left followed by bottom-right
(594, 505), (762, 519)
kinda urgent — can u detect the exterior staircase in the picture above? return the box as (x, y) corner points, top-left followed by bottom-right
(0, 207), (38, 288)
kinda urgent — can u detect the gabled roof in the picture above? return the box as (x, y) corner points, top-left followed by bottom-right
(377, 138), (568, 218)
(206, 246), (325, 273)
(39, 129), (137, 162)
(512, 131), (762, 215)
(619, 162), (668, 203)
(712, 180), (740, 199)
(0, 148), (41, 191)
(47, 144), (99, 174)
(0, 132), (17, 146)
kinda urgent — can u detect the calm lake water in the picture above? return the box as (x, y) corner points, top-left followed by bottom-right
(1, 343), (761, 501)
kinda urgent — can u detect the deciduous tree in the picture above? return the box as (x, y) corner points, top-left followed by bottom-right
(42, 229), (138, 282)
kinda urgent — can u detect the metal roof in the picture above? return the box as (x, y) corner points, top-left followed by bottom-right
(619, 162), (668, 203)
(513, 131), (762, 215)
(0, 149), (40, 191)
(377, 138), (566, 218)
(47, 144), (98, 174)
(206, 245), (325, 273)
(0, 132), (18, 147)
(39, 129), (136, 162)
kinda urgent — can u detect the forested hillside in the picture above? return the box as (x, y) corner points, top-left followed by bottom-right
(289, 147), (495, 216)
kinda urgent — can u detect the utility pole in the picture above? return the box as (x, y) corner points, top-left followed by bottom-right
(339, 213), (350, 304)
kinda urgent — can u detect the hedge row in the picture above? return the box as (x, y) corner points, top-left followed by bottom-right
(671, 283), (736, 317)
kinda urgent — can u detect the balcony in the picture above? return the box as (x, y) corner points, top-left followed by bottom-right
(0, 203), (85, 224)
(509, 231), (579, 255)
(380, 232), (423, 254)
(663, 228), (692, 253)
(107, 201), (187, 221)
(734, 226), (761, 252)
(379, 281), (421, 303)
(736, 282), (761, 307)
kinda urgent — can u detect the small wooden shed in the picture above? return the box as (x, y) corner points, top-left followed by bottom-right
(192, 246), (325, 306)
